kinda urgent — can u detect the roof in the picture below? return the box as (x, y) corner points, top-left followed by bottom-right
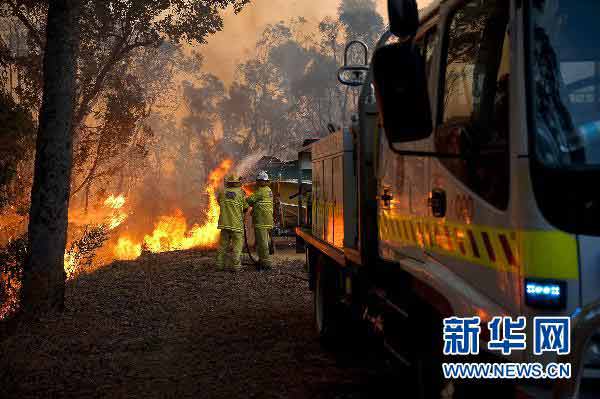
(240, 155), (311, 183)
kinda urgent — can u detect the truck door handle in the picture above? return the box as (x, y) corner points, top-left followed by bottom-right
(428, 188), (446, 218)
(381, 189), (393, 207)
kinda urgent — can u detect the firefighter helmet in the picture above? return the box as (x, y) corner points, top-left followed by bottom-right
(256, 171), (270, 181)
(225, 174), (241, 184)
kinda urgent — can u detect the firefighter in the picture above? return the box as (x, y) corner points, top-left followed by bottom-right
(246, 171), (274, 270)
(216, 174), (248, 272)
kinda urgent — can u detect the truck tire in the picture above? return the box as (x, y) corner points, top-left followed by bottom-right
(314, 258), (341, 344)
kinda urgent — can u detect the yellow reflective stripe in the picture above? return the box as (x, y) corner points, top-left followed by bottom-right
(519, 231), (578, 279)
(378, 211), (578, 279)
(218, 225), (243, 233)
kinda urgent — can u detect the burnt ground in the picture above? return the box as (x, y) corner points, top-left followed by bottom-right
(0, 247), (403, 399)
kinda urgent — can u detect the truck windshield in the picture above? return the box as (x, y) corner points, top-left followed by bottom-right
(530, 1), (600, 167)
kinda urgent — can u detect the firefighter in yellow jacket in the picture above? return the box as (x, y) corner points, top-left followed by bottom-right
(216, 174), (248, 272)
(246, 171), (274, 270)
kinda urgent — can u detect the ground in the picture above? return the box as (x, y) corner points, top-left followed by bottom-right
(5, 247), (596, 399)
(0, 247), (400, 399)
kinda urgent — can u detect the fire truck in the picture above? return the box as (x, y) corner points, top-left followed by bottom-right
(294, 0), (600, 397)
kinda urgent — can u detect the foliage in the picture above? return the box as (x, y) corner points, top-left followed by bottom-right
(338, 0), (385, 49)
(0, 0), (251, 212)
(0, 222), (110, 318)
(0, 233), (26, 319)
(215, 1), (385, 161)
(0, 92), (35, 209)
(64, 225), (109, 279)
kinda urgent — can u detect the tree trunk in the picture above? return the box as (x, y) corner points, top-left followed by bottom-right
(20, 0), (80, 316)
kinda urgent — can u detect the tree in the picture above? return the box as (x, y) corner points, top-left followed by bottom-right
(0, 0), (249, 127)
(216, 6), (383, 162)
(20, 0), (80, 315)
(0, 0), (250, 213)
(0, 92), (35, 209)
(70, 42), (178, 211)
(338, 0), (384, 49)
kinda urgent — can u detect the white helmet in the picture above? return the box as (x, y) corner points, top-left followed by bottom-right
(256, 171), (269, 181)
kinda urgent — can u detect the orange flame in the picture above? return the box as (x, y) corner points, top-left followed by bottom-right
(113, 159), (233, 260)
(0, 272), (20, 320)
(113, 236), (142, 260)
(63, 193), (129, 276)
(104, 194), (128, 230)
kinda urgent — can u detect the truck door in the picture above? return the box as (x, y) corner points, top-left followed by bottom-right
(428, 0), (519, 315)
(378, 26), (439, 264)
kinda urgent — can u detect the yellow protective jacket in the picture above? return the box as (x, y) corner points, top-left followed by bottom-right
(247, 186), (274, 229)
(217, 187), (248, 233)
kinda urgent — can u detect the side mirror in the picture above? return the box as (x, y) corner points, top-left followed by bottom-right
(388, 0), (419, 38)
(372, 42), (432, 143)
(337, 40), (369, 87)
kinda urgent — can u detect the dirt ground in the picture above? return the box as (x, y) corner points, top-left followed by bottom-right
(0, 247), (401, 399)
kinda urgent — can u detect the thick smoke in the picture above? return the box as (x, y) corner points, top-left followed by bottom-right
(201, 0), (392, 86)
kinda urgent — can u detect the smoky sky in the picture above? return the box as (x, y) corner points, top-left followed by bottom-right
(201, 0), (434, 85)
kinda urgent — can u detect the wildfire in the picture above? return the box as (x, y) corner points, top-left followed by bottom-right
(64, 252), (78, 278)
(104, 194), (128, 230)
(113, 159), (233, 260)
(113, 236), (142, 261)
(63, 193), (129, 276)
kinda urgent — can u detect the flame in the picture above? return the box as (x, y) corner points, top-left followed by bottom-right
(113, 236), (142, 260)
(104, 194), (125, 209)
(104, 194), (128, 230)
(63, 193), (129, 276)
(0, 273), (20, 320)
(3, 160), (233, 319)
(64, 252), (78, 278)
(113, 159), (233, 260)
(241, 185), (254, 196)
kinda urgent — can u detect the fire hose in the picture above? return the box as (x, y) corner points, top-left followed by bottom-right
(243, 212), (259, 267)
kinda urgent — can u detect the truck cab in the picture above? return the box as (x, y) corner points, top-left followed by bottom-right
(296, 1), (600, 397)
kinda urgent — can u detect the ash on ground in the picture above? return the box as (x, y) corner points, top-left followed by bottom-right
(0, 248), (403, 399)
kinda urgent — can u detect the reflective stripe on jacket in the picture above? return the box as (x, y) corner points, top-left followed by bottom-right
(247, 186), (274, 229)
(217, 187), (248, 232)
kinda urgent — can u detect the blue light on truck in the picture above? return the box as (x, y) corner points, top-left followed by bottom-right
(525, 280), (566, 309)
(526, 283), (560, 297)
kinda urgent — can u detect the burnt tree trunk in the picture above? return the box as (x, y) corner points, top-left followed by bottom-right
(21, 0), (80, 316)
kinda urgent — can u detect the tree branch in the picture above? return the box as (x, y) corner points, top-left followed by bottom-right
(6, 0), (43, 49)
(73, 37), (159, 128)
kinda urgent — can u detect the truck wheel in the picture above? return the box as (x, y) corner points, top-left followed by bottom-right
(314, 259), (340, 343)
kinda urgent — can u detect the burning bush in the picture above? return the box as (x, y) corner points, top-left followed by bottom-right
(0, 224), (110, 320)
(0, 234), (27, 320)
(64, 225), (110, 279)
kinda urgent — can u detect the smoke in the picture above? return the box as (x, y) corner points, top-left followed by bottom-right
(234, 151), (267, 180)
(107, 0), (437, 246)
(200, 0), (433, 85)
(201, 0), (377, 86)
